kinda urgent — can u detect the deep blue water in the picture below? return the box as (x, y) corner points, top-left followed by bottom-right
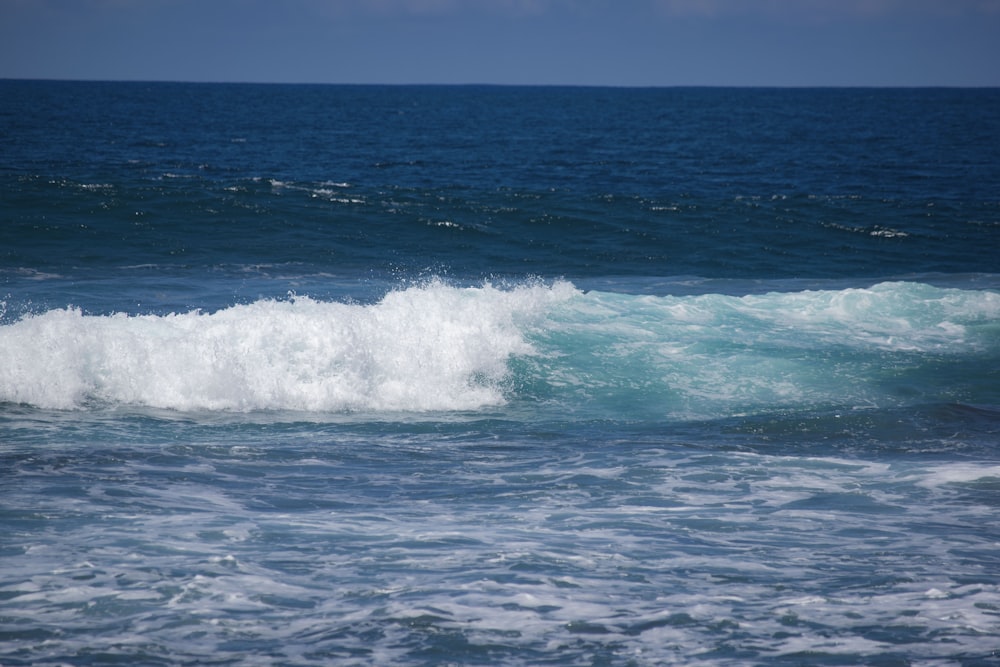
(2, 81), (999, 666)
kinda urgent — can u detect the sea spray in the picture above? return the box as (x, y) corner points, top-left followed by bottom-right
(0, 280), (577, 412)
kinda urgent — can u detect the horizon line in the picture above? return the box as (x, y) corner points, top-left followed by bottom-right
(3, 76), (999, 90)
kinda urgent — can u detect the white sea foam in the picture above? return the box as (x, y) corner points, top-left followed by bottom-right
(0, 281), (575, 412)
(4, 432), (999, 665)
(915, 463), (1000, 488)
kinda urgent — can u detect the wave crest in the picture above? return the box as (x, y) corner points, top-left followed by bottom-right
(0, 280), (576, 412)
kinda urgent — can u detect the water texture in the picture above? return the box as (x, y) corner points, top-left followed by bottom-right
(1, 81), (999, 666)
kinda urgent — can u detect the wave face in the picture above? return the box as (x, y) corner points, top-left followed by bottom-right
(528, 281), (1000, 420)
(3, 280), (996, 417)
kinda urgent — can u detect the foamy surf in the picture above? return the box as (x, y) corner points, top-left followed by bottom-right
(0, 280), (576, 412)
(2, 280), (995, 418)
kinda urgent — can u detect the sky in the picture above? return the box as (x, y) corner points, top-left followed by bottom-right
(2, 0), (1000, 86)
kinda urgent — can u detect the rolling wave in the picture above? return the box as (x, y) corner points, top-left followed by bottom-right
(1, 280), (996, 416)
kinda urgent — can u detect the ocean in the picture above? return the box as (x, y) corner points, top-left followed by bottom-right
(1, 81), (999, 666)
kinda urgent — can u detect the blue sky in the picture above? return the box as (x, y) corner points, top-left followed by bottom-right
(2, 0), (999, 86)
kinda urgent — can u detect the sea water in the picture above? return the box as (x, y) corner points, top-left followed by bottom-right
(2, 82), (999, 665)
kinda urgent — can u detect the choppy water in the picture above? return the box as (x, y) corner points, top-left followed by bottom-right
(2, 81), (999, 665)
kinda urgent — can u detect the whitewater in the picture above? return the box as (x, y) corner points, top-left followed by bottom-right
(3, 280), (996, 418)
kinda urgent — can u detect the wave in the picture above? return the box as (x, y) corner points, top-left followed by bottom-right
(1, 280), (996, 416)
(0, 281), (570, 412)
(524, 281), (999, 420)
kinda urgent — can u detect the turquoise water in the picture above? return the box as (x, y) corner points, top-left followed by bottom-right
(2, 81), (999, 665)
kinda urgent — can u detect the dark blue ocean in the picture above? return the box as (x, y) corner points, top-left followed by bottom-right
(2, 81), (999, 666)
